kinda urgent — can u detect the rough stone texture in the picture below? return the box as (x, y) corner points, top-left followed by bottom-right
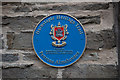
(81, 51), (99, 61)
(2, 62), (33, 69)
(78, 16), (100, 25)
(1, 2), (119, 79)
(7, 32), (14, 49)
(80, 47), (118, 65)
(2, 15), (101, 33)
(23, 52), (38, 61)
(118, 2), (120, 79)
(0, 34), (3, 49)
(2, 66), (58, 78)
(6, 29), (116, 50)
(7, 32), (32, 49)
(0, 68), (1, 79)
(113, 2), (120, 79)
(2, 16), (38, 32)
(23, 48), (118, 65)
(62, 64), (118, 78)
(1, 47), (118, 78)
(5, 2), (109, 12)
(13, 32), (32, 50)
(86, 29), (116, 50)
(0, 39), (2, 49)
(2, 54), (19, 62)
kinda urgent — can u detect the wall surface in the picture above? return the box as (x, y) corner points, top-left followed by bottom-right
(1, 2), (118, 79)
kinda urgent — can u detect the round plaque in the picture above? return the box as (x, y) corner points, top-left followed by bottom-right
(32, 14), (86, 67)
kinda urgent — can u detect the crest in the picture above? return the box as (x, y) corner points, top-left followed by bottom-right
(33, 14), (86, 67)
(49, 22), (69, 47)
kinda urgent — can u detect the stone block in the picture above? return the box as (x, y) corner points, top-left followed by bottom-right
(2, 62), (33, 69)
(2, 54), (19, 62)
(7, 32), (14, 49)
(2, 15), (100, 32)
(7, 29), (116, 50)
(77, 16), (101, 25)
(2, 16), (41, 32)
(2, 66), (58, 78)
(62, 64), (118, 78)
(7, 32), (32, 50)
(13, 3), (109, 12)
(86, 29), (116, 50)
(0, 34), (4, 49)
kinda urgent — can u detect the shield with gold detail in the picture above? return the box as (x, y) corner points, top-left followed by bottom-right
(50, 22), (69, 47)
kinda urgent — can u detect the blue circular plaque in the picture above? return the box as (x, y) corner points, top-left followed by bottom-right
(32, 14), (86, 67)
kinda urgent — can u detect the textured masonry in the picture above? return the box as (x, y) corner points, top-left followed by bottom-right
(1, 2), (119, 78)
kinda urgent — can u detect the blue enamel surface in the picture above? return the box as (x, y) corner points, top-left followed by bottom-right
(33, 14), (86, 67)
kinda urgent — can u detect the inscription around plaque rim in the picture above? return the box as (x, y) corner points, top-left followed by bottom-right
(32, 13), (86, 67)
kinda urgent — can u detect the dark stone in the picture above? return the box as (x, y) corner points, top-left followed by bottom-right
(117, 2), (120, 79)
(2, 16), (45, 31)
(13, 32), (33, 50)
(2, 66), (58, 78)
(7, 31), (33, 50)
(2, 2), (109, 12)
(2, 15), (100, 33)
(0, 34), (4, 49)
(0, 68), (1, 79)
(22, 52), (39, 61)
(62, 64), (118, 78)
(87, 29), (116, 50)
(82, 3), (109, 10)
(7, 32), (14, 49)
(7, 29), (115, 50)
(2, 54), (19, 62)
(2, 2), (21, 6)
(78, 16), (101, 25)
(35, 3), (109, 11)
(101, 29), (116, 49)
(0, 39), (2, 49)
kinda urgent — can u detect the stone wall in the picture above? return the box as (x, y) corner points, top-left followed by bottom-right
(1, 2), (118, 79)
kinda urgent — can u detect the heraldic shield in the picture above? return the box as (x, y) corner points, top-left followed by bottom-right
(33, 14), (86, 67)
(50, 22), (69, 47)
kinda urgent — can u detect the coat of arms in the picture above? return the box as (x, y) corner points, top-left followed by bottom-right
(49, 22), (69, 47)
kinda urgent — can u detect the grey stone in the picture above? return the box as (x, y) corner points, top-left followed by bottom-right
(2, 62), (33, 69)
(0, 34), (3, 49)
(82, 3), (109, 10)
(2, 2), (21, 6)
(2, 54), (19, 62)
(62, 64), (118, 78)
(86, 29), (116, 50)
(0, 39), (2, 49)
(101, 29), (116, 49)
(50, 3), (109, 11)
(1, 2), (118, 79)
(22, 52), (39, 61)
(7, 29), (116, 50)
(2, 15), (100, 33)
(0, 68), (1, 79)
(2, 16), (45, 32)
(14, 5), (32, 12)
(12, 3), (109, 12)
(78, 16), (101, 25)
(7, 32), (33, 50)
(7, 32), (14, 49)
(2, 66), (58, 78)
(82, 50), (99, 61)
(13, 32), (33, 50)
